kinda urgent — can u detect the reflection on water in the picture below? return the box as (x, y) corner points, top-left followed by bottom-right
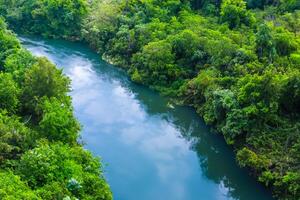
(21, 36), (274, 200)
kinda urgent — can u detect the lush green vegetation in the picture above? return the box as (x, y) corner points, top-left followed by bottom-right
(0, 19), (112, 199)
(0, 0), (88, 39)
(85, 2), (300, 198)
(1, 0), (300, 199)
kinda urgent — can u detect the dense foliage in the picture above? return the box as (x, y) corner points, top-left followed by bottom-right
(81, 1), (300, 199)
(0, 19), (112, 199)
(1, 0), (300, 199)
(0, 0), (88, 39)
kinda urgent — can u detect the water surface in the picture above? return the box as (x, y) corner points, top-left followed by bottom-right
(21, 36), (274, 200)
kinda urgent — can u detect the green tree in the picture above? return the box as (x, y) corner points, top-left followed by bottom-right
(220, 0), (252, 28)
(107, 25), (137, 66)
(0, 112), (33, 164)
(246, 0), (278, 8)
(132, 40), (182, 86)
(237, 147), (269, 170)
(236, 71), (281, 127)
(39, 98), (80, 144)
(0, 19), (20, 66)
(22, 57), (70, 118)
(280, 0), (300, 11)
(17, 142), (112, 200)
(82, 0), (121, 53)
(280, 70), (300, 113)
(0, 171), (40, 200)
(0, 73), (20, 113)
(4, 49), (36, 83)
(273, 27), (297, 56)
(169, 29), (205, 76)
(281, 11), (300, 36)
(255, 23), (276, 62)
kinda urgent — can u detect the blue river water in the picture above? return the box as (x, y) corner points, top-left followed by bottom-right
(22, 36), (274, 200)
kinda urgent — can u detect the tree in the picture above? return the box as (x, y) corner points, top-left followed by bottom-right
(17, 142), (112, 200)
(280, 0), (300, 11)
(82, 0), (121, 53)
(22, 57), (70, 117)
(280, 70), (300, 113)
(106, 25), (137, 66)
(0, 171), (40, 200)
(0, 73), (20, 113)
(169, 29), (205, 76)
(237, 147), (269, 170)
(38, 98), (80, 144)
(236, 71), (281, 127)
(281, 11), (300, 36)
(220, 0), (252, 28)
(132, 40), (181, 86)
(0, 19), (20, 66)
(255, 23), (276, 62)
(4, 49), (36, 83)
(0, 112), (33, 164)
(273, 27), (297, 56)
(246, 0), (279, 8)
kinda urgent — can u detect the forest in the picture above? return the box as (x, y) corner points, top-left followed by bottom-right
(0, 19), (112, 199)
(0, 0), (300, 199)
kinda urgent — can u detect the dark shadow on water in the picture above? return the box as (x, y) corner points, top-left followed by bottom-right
(127, 84), (274, 200)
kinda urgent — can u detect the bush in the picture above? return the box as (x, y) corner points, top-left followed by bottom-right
(0, 171), (39, 200)
(22, 57), (70, 118)
(17, 142), (112, 200)
(38, 98), (80, 144)
(237, 147), (270, 170)
(0, 73), (20, 113)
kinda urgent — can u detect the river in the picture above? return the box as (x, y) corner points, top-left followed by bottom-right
(21, 36), (274, 200)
